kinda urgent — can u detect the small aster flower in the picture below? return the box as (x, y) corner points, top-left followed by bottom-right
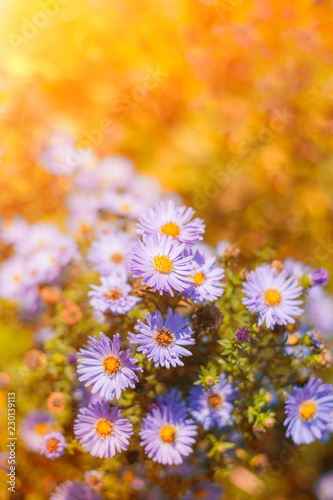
(88, 273), (141, 315)
(74, 401), (133, 458)
(38, 134), (82, 176)
(50, 480), (102, 500)
(87, 231), (132, 275)
(84, 470), (104, 490)
(41, 431), (66, 460)
(47, 392), (66, 413)
(313, 471), (333, 500)
(189, 373), (237, 431)
(137, 200), (205, 244)
(283, 258), (311, 280)
(284, 377), (333, 445)
(310, 268), (329, 287)
(128, 308), (195, 368)
(307, 286), (333, 337)
(19, 410), (56, 452)
(242, 264), (303, 328)
(77, 332), (142, 400)
(130, 234), (193, 296)
(61, 303), (82, 325)
(184, 249), (225, 303)
(181, 482), (224, 500)
(235, 327), (250, 343)
(140, 405), (197, 465)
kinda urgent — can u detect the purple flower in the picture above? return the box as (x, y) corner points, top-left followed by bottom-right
(0, 255), (29, 299)
(181, 482), (223, 500)
(40, 431), (66, 460)
(284, 378), (333, 445)
(84, 470), (104, 490)
(310, 268), (330, 287)
(128, 308), (195, 368)
(88, 273), (141, 315)
(137, 200), (205, 244)
(87, 231), (132, 275)
(38, 134), (81, 176)
(189, 374), (237, 431)
(74, 401), (133, 458)
(283, 258), (311, 280)
(307, 286), (333, 337)
(313, 471), (333, 500)
(130, 234), (193, 296)
(235, 327), (250, 343)
(242, 264), (303, 328)
(50, 480), (102, 500)
(77, 332), (142, 400)
(19, 410), (56, 452)
(140, 405), (197, 465)
(184, 249), (225, 303)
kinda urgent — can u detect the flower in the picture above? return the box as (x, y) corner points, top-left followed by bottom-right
(61, 303), (82, 325)
(87, 231), (132, 275)
(74, 401), (133, 458)
(284, 377), (333, 445)
(242, 264), (303, 328)
(84, 470), (104, 490)
(77, 332), (142, 400)
(181, 482), (224, 500)
(184, 249), (225, 303)
(88, 273), (141, 315)
(130, 234), (193, 296)
(23, 349), (47, 370)
(189, 374), (237, 431)
(38, 134), (82, 176)
(313, 471), (333, 500)
(307, 286), (333, 337)
(128, 308), (195, 368)
(50, 480), (102, 500)
(136, 200), (205, 244)
(310, 268), (329, 287)
(19, 410), (56, 452)
(140, 404), (197, 465)
(41, 431), (66, 460)
(235, 327), (250, 343)
(47, 392), (66, 413)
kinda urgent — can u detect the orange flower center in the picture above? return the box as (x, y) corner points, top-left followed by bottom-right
(110, 253), (124, 264)
(153, 255), (173, 274)
(208, 392), (223, 409)
(34, 424), (50, 435)
(102, 355), (122, 375)
(190, 271), (205, 286)
(161, 222), (180, 238)
(105, 289), (123, 301)
(299, 400), (317, 421)
(13, 274), (21, 283)
(264, 289), (281, 306)
(194, 490), (207, 498)
(121, 203), (132, 212)
(159, 424), (177, 443)
(96, 419), (114, 438)
(154, 328), (174, 347)
(46, 438), (59, 453)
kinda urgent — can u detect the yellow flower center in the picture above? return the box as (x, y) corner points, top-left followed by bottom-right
(208, 392), (223, 409)
(153, 255), (174, 274)
(121, 203), (132, 212)
(13, 274), (21, 283)
(264, 289), (281, 306)
(161, 222), (180, 238)
(46, 437), (59, 453)
(105, 289), (123, 301)
(110, 253), (124, 264)
(299, 400), (317, 421)
(102, 355), (122, 375)
(154, 328), (174, 347)
(190, 271), (205, 286)
(96, 419), (114, 438)
(34, 424), (50, 435)
(159, 424), (177, 443)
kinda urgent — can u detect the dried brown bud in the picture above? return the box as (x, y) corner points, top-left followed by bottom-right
(24, 349), (47, 370)
(224, 242), (240, 259)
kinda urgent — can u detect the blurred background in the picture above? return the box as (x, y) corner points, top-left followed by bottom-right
(0, 0), (333, 498)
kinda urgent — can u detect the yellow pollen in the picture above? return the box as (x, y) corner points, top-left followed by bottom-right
(111, 253), (124, 264)
(96, 419), (114, 438)
(34, 424), (50, 435)
(154, 328), (174, 347)
(299, 400), (317, 421)
(46, 438), (59, 453)
(159, 424), (177, 443)
(190, 271), (205, 286)
(105, 289), (123, 300)
(13, 274), (21, 283)
(102, 355), (122, 375)
(161, 222), (180, 238)
(264, 289), (281, 306)
(208, 392), (223, 409)
(153, 255), (173, 274)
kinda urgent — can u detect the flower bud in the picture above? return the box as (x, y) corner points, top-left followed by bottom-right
(310, 268), (329, 287)
(235, 327), (250, 343)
